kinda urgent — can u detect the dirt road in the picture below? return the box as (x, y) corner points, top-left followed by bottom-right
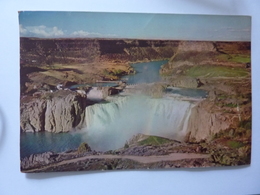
(25, 153), (209, 173)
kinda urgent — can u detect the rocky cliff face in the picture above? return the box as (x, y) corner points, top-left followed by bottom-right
(178, 41), (216, 52)
(160, 41), (218, 75)
(20, 91), (88, 133)
(186, 100), (238, 142)
(160, 41), (250, 76)
(20, 38), (179, 65)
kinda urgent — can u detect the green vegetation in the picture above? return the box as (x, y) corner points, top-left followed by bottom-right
(102, 68), (127, 80)
(77, 142), (91, 154)
(227, 140), (245, 149)
(103, 69), (118, 80)
(111, 69), (124, 75)
(218, 94), (228, 100)
(211, 123), (251, 141)
(225, 103), (237, 108)
(124, 141), (129, 149)
(186, 65), (249, 78)
(103, 69), (125, 76)
(138, 136), (172, 146)
(210, 144), (251, 166)
(216, 54), (251, 63)
(239, 117), (252, 129)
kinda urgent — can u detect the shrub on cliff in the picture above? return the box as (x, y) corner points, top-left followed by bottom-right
(77, 142), (92, 154)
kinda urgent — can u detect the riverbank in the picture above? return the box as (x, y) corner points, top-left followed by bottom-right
(23, 153), (210, 173)
(21, 132), (250, 172)
(20, 134), (212, 172)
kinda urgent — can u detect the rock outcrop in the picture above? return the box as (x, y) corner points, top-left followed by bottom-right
(77, 142), (92, 154)
(21, 151), (59, 170)
(160, 41), (218, 76)
(186, 100), (233, 142)
(169, 77), (199, 88)
(20, 91), (88, 133)
(178, 41), (216, 52)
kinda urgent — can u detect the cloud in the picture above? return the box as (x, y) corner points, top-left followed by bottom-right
(229, 29), (248, 32)
(71, 30), (102, 37)
(71, 30), (117, 38)
(225, 27), (251, 32)
(19, 24), (27, 34)
(19, 25), (64, 37)
(19, 26), (118, 38)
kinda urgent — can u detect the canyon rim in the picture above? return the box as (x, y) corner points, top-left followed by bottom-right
(19, 12), (251, 172)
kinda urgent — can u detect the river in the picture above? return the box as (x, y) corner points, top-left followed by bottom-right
(122, 60), (168, 84)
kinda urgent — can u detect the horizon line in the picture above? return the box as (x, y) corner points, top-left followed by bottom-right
(19, 36), (251, 42)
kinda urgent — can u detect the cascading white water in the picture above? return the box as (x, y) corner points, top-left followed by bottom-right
(87, 87), (104, 101)
(82, 95), (194, 151)
(146, 98), (194, 139)
(84, 96), (128, 129)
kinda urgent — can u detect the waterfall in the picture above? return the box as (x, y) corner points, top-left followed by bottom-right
(82, 95), (194, 151)
(84, 96), (128, 129)
(146, 98), (194, 139)
(87, 87), (105, 101)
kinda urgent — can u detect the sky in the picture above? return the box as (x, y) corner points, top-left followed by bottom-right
(19, 11), (251, 41)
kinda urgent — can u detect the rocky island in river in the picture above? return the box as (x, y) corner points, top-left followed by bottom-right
(20, 38), (251, 172)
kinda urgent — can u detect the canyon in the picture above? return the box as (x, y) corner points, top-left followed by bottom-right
(20, 38), (251, 172)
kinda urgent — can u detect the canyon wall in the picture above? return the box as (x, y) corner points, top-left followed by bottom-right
(20, 91), (88, 133)
(186, 100), (231, 142)
(20, 38), (179, 65)
(160, 41), (250, 75)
